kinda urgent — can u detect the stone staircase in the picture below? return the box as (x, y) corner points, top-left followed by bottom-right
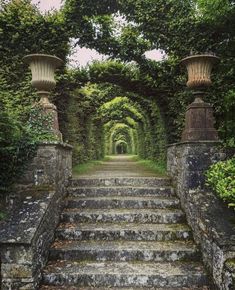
(40, 176), (210, 289)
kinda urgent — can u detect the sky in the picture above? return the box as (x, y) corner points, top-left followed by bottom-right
(31, 0), (62, 12)
(31, 0), (165, 67)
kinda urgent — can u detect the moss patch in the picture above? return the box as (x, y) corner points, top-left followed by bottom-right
(226, 259), (235, 269)
(18, 184), (55, 198)
(0, 194), (7, 221)
(0, 211), (7, 221)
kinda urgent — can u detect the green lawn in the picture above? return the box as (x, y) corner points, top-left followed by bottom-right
(131, 156), (167, 176)
(73, 157), (110, 176)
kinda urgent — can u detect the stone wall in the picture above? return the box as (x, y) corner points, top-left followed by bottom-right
(167, 141), (235, 290)
(19, 142), (72, 188)
(0, 142), (72, 289)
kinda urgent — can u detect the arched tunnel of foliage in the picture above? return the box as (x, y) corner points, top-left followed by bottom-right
(0, 0), (234, 192)
(115, 140), (128, 155)
(105, 123), (136, 155)
(61, 82), (167, 165)
(99, 96), (142, 157)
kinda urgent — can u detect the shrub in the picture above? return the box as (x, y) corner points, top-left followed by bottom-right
(206, 158), (235, 208)
(0, 102), (57, 195)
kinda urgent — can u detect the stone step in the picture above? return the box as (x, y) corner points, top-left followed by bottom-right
(55, 223), (193, 241)
(66, 196), (180, 209)
(70, 177), (171, 187)
(42, 261), (209, 288)
(68, 186), (174, 197)
(49, 240), (201, 262)
(61, 208), (186, 224)
(41, 286), (210, 290)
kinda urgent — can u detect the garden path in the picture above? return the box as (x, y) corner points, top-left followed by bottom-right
(78, 155), (161, 177)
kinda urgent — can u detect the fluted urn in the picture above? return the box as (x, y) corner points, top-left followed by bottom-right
(23, 54), (63, 96)
(181, 54), (220, 89)
(180, 54), (219, 142)
(23, 54), (63, 140)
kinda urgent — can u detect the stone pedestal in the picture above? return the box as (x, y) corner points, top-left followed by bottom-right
(181, 96), (218, 142)
(23, 54), (63, 142)
(39, 97), (63, 141)
(180, 54), (220, 143)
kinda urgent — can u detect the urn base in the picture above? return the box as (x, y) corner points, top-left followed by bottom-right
(181, 97), (219, 142)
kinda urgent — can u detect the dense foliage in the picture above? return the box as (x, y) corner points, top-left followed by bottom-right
(0, 101), (57, 193)
(0, 0), (234, 195)
(0, 0), (69, 194)
(206, 158), (235, 208)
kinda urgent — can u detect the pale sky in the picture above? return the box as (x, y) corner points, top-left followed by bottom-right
(31, 0), (165, 67)
(31, 0), (62, 12)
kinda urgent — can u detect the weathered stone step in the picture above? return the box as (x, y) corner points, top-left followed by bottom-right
(56, 223), (193, 241)
(61, 208), (185, 224)
(49, 240), (200, 262)
(42, 261), (209, 288)
(68, 186), (174, 197)
(41, 286), (210, 290)
(70, 177), (171, 187)
(66, 196), (180, 209)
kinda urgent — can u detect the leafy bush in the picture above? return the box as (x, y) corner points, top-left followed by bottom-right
(206, 158), (235, 208)
(0, 105), (33, 193)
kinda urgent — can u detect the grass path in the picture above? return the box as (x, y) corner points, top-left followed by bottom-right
(73, 155), (167, 177)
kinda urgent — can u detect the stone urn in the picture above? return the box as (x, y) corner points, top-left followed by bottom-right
(181, 54), (220, 89)
(180, 54), (220, 142)
(23, 54), (63, 140)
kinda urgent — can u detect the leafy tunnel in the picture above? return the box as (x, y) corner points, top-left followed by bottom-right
(60, 78), (167, 165)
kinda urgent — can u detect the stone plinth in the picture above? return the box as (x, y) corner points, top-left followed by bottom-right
(181, 97), (219, 142)
(39, 97), (63, 141)
(167, 141), (235, 289)
(180, 54), (219, 143)
(0, 142), (72, 289)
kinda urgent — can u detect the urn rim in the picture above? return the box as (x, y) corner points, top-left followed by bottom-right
(180, 54), (220, 66)
(23, 53), (63, 68)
